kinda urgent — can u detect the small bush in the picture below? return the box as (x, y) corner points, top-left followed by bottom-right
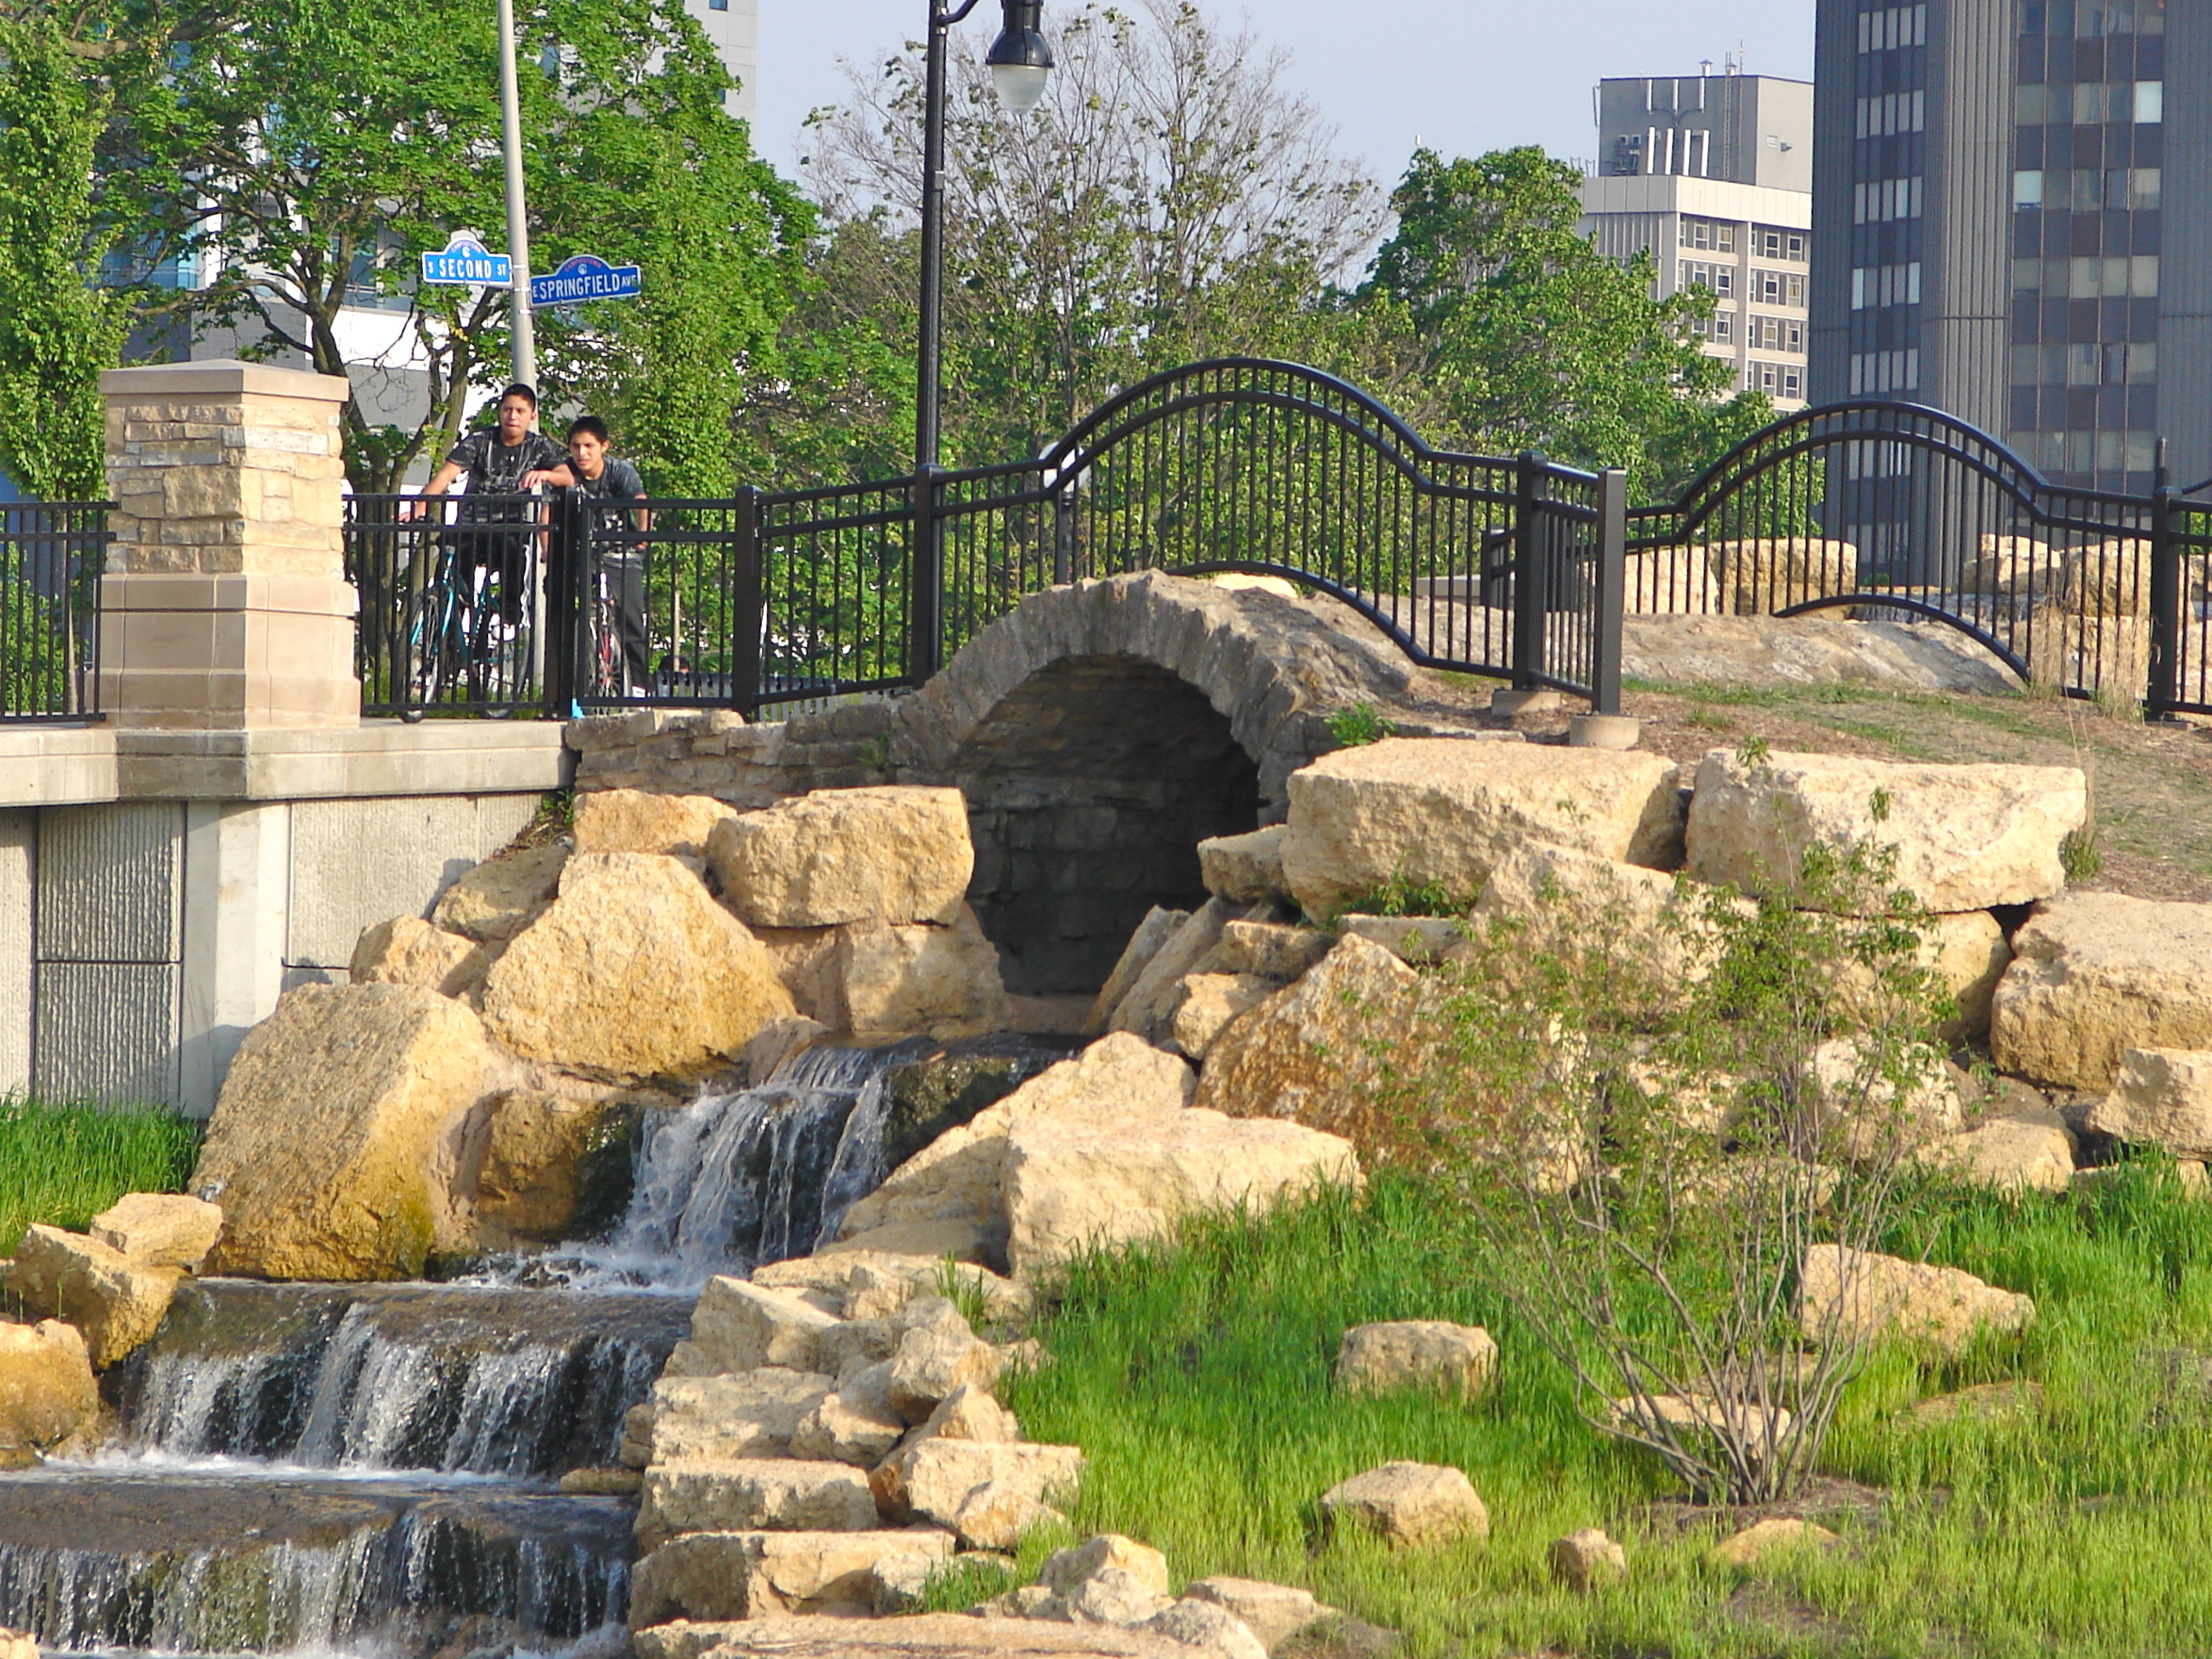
(1326, 703), (1396, 747)
(1342, 870), (1465, 919)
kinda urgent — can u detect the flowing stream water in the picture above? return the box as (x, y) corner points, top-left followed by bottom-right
(0, 1036), (1059, 1659)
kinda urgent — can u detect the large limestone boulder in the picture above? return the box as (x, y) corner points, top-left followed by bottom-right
(634, 1616), (1202, 1659)
(1924, 1107), (2076, 1195)
(837, 909), (1010, 1040)
(1318, 1461), (1488, 1548)
(1701, 538), (1858, 615)
(1002, 1104), (1358, 1279)
(1198, 825), (1289, 905)
(473, 1089), (642, 1244)
(1280, 740), (1684, 917)
(1334, 1321), (1497, 1400)
(349, 916), (495, 1004)
(431, 841), (567, 942)
(574, 788), (737, 859)
(631, 1529), (956, 1624)
(1797, 1244), (2034, 1357)
(678, 1277), (844, 1375)
(1168, 974), (1277, 1062)
(636, 1459), (881, 1550)
(1082, 907), (1187, 1037)
(1992, 893), (2212, 1090)
(710, 787), (974, 929)
(194, 984), (500, 1281)
(646, 1369), (834, 1462)
(0, 1319), (98, 1465)
(1472, 842), (1724, 986)
(6, 1227), (184, 1368)
(1685, 751), (2087, 913)
(482, 853), (795, 1081)
(1191, 935), (1425, 1138)
(871, 1439), (1086, 1528)
(1107, 900), (1232, 1042)
(2085, 1048), (2212, 1161)
(89, 1194), (222, 1271)
(836, 1034), (1195, 1268)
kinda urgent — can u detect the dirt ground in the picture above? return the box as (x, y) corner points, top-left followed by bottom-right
(1394, 668), (2212, 905)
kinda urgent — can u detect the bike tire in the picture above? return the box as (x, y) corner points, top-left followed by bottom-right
(400, 587), (464, 713)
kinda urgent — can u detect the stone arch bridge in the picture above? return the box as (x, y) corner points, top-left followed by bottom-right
(571, 572), (1452, 995)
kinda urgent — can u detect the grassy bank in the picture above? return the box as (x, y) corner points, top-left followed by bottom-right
(0, 1096), (202, 1256)
(989, 1164), (2212, 1659)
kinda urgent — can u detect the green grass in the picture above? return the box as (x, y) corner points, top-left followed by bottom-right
(1002, 1164), (2212, 1658)
(0, 1095), (202, 1255)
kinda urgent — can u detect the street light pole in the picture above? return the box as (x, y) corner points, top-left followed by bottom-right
(496, 0), (537, 389)
(914, 0), (1052, 471)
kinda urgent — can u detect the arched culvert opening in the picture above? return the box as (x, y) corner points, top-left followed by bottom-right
(954, 654), (1262, 996)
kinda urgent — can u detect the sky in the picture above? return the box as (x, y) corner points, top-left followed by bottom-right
(754, 0), (1815, 187)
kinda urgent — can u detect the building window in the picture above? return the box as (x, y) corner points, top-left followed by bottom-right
(1712, 311), (1733, 344)
(1851, 263), (1922, 310)
(1857, 5), (1927, 51)
(1855, 90), (1927, 138)
(1783, 368), (1803, 398)
(1683, 219), (1736, 252)
(2023, 1), (2166, 36)
(2017, 81), (2165, 124)
(1854, 177), (1924, 223)
(1681, 262), (1734, 298)
(1849, 350), (1921, 395)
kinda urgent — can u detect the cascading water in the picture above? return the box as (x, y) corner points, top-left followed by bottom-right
(0, 1035), (1067, 1657)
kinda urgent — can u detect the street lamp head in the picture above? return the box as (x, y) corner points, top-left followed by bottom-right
(986, 0), (1052, 116)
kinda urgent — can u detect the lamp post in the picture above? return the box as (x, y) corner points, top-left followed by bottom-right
(915, 0), (1052, 469)
(496, 0), (537, 389)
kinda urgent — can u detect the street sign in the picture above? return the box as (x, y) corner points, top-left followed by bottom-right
(421, 233), (512, 286)
(530, 253), (642, 307)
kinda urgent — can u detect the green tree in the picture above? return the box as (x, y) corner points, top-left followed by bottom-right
(1369, 146), (1772, 497)
(0, 12), (129, 500)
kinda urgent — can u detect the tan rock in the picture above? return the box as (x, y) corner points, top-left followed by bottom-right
(874, 1551), (941, 1616)
(5, 1227), (183, 1369)
(1708, 1517), (1839, 1570)
(1280, 740), (1684, 916)
(1334, 1321), (1497, 1400)
(837, 1034), (1196, 1270)
(634, 1616), (1204, 1659)
(1797, 1244), (2034, 1357)
(1806, 1037), (1966, 1159)
(1473, 841), (1725, 984)
(349, 916), (495, 1004)
(838, 907), (1012, 1040)
(630, 1528), (955, 1623)
(1190, 935), (1425, 1138)
(1549, 1529), (1628, 1592)
(1924, 1107), (2077, 1194)
(0, 1632), (34, 1659)
(913, 1381), (1020, 1444)
(1627, 545), (1724, 614)
(1702, 538), (1858, 616)
(0, 1319), (98, 1464)
(561, 1466), (643, 1496)
(685, 1277), (845, 1375)
(1829, 909), (2011, 1044)
(1041, 1534), (1172, 1599)
(1082, 907), (1189, 1037)
(194, 983), (499, 1281)
(1606, 1393), (1797, 1447)
(1318, 1461), (1488, 1548)
(1053, 1570), (1174, 1630)
(89, 1193), (222, 1271)
(474, 1089), (640, 1243)
(710, 786), (974, 928)
(889, 1326), (1006, 1423)
(647, 1368), (834, 1462)
(954, 1481), (1064, 1552)
(482, 854), (795, 1081)
(573, 788), (737, 859)
(754, 1252), (1029, 1326)
(871, 1439), (1086, 1528)
(2085, 1048), (2212, 1160)
(634, 1615), (1201, 1659)
(1138, 1601), (1264, 1659)
(1169, 974), (1277, 1061)
(636, 1458), (881, 1551)
(431, 841), (567, 942)
(790, 1369), (909, 1467)
(1183, 1580), (1332, 1653)
(1110, 900), (1233, 1043)
(1335, 916), (1467, 965)
(1199, 826), (1290, 906)
(1684, 750), (2087, 913)
(1992, 894), (2212, 1091)
(1003, 1102), (1359, 1280)
(1209, 920), (1330, 982)
(1961, 536), (2060, 597)
(740, 1016), (834, 1087)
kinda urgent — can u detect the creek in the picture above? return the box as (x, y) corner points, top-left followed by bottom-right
(0, 1036), (1061, 1658)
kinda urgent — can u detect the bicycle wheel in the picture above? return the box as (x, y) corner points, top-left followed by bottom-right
(400, 586), (464, 714)
(586, 594), (625, 700)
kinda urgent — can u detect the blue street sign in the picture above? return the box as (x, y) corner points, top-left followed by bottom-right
(421, 233), (512, 286)
(530, 253), (643, 307)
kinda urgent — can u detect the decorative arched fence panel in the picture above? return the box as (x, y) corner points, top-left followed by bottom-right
(1625, 399), (2193, 710)
(342, 365), (2209, 720)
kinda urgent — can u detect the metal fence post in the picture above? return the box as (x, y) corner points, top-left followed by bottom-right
(545, 491), (582, 714)
(910, 465), (945, 683)
(733, 485), (765, 716)
(1052, 482), (1076, 587)
(2151, 484), (2182, 718)
(1591, 467), (1628, 718)
(1511, 451), (1547, 690)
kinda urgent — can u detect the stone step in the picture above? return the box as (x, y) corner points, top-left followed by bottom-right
(631, 1528), (956, 1624)
(637, 1458), (880, 1550)
(633, 1614), (1205, 1659)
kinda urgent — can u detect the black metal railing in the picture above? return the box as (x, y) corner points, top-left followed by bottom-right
(0, 500), (106, 722)
(343, 365), (2212, 723)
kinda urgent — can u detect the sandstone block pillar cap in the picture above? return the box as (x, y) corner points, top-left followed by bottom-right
(100, 359), (352, 403)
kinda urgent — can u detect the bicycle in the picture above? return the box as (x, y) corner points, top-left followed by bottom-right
(397, 504), (540, 717)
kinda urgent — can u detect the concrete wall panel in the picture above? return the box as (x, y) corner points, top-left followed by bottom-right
(0, 813), (31, 1092)
(36, 803), (183, 965)
(34, 961), (181, 1106)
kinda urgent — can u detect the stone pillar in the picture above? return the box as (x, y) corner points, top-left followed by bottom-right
(99, 360), (360, 729)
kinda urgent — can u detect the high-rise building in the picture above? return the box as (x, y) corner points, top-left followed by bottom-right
(1579, 71), (1815, 409)
(1810, 0), (2204, 495)
(688, 0), (759, 122)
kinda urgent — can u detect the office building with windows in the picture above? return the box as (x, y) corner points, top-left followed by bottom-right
(1579, 71), (1815, 408)
(1810, 0), (2207, 494)
(689, 0), (758, 122)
